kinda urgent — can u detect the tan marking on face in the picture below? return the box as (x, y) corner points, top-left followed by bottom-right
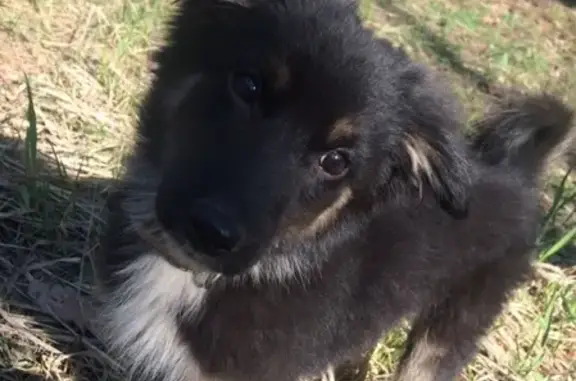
(272, 60), (291, 90)
(303, 187), (353, 236)
(328, 118), (356, 143)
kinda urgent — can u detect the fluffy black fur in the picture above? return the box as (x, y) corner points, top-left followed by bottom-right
(91, 1), (575, 381)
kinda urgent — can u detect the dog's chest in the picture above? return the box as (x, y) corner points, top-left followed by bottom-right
(100, 254), (398, 381)
(177, 271), (392, 380)
(99, 254), (210, 381)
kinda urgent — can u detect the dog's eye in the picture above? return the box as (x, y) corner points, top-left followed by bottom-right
(230, 72), (261, 104)
(319, 150), (350, 178)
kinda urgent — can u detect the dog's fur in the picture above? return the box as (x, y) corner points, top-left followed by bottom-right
(91, 1), (576, 381)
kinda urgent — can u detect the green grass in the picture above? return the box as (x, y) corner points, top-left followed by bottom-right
(0, 0), (575, 380)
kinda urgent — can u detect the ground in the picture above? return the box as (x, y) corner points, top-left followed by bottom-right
(0, 0), (575, 380)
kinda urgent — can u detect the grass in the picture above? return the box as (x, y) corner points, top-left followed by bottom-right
(0, 0), (575, 380)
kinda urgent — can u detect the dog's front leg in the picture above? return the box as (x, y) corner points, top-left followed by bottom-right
(392, 260), (531, 381)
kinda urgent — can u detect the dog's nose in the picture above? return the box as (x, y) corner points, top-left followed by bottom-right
(186, 200), (243, 255)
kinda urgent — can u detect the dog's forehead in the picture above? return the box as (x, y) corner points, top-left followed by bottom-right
(271, 55), (370, 139)
(170, 0), (394, 134)
(176, 0), (381, 92)
(260, 2), (377, 128)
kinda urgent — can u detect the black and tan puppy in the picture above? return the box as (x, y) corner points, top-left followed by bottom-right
(91, 1), (575, 381)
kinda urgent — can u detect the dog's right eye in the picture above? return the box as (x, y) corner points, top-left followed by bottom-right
(229, 72), (261, 105)
(319, 150), (350, 179)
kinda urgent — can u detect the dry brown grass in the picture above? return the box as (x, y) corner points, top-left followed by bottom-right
(0, 0), (575, 380)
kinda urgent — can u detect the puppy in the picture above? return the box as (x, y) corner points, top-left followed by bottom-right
(91, 1), (575, 381)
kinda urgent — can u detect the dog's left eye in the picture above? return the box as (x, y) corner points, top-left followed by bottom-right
(230, 72), (261, 104)
(319, 150), (350, 178)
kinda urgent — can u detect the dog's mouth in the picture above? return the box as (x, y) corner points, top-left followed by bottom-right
(137, 219), (268, 287)
(161, 252), (227, 289)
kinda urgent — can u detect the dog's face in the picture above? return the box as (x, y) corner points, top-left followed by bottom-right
(134, 0), (473, 281)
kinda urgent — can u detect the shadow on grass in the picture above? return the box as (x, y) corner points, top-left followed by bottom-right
(0, 134), (120, 381)
(373, 0), (504, 97)
(0, 371), (50, 381)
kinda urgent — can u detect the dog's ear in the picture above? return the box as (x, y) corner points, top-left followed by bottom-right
(400, 130), (471, 217)
(396, 66), (473, 218)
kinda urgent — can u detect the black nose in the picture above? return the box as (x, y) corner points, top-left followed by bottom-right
(185, 200), (243, 255)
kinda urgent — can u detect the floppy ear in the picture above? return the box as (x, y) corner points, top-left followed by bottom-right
(401, 131), (472, 217)
(398, 66), (473, 218)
